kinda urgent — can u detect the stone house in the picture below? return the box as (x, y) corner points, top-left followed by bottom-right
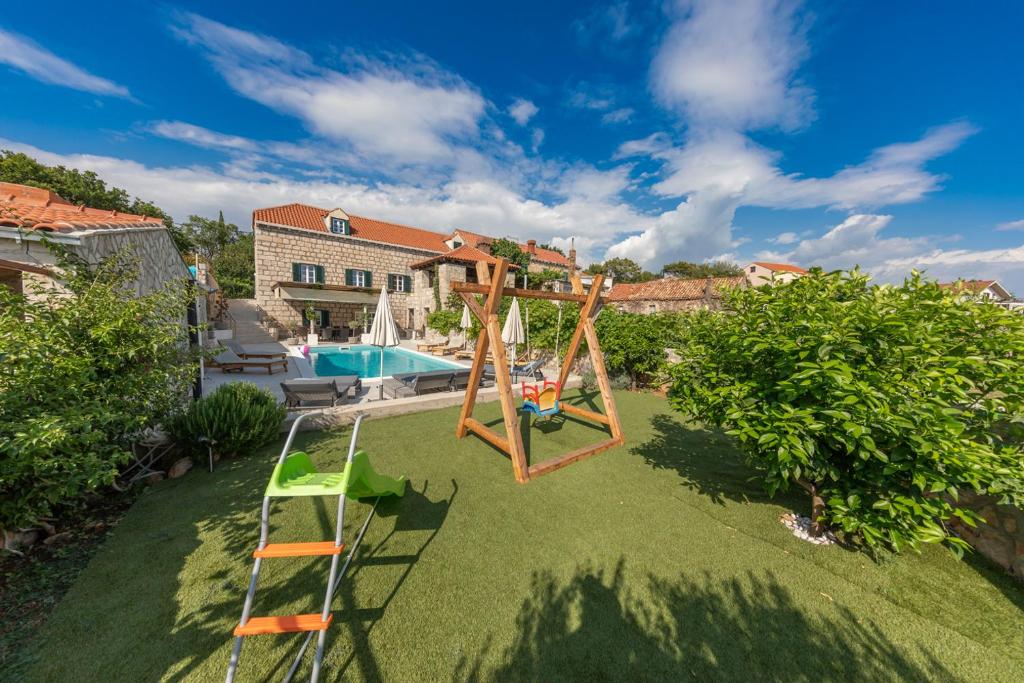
(607, 276), (747, 313)
(251, 203), (572, 337)
(0, 181), (204, 325)
(745, 261), (808, 286)
(939, 279), (1022, 310)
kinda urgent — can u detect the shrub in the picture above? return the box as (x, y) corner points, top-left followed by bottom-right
(173, 382), (286, 457)
(595, 308), (684, 388)
(669, 269), (1024, 555)
(0, 245), (197, 532)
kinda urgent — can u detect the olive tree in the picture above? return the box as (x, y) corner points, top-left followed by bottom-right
(669, 269), (1024, 555)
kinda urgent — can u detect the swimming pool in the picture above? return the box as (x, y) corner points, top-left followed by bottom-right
(308, 345), (463, 379)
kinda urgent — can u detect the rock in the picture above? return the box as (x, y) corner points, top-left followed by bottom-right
(1003, 514), (1018, 534)
(168, 457), (194, 479)
(144, 472), (165, 486)
(2, 528), (40, 551)
(43, 531), (73, 545)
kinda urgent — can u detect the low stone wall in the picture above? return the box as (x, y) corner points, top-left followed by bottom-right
(947, 490), (1024, 581)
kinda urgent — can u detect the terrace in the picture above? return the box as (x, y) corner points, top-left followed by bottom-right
(14, 391), (1024, 681)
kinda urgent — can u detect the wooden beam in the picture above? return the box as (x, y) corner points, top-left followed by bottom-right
(455, 260), (503, 439)
(557, 273), (605, 389)
(583, 317), (625, 442)
(452, 282), (607, 306)
(486, 312), (529, 483)
(560, 402), (610, 425)
(463, 418), (510, 454)
(457, 291), (486, 323)
(527, 437), (622, 478)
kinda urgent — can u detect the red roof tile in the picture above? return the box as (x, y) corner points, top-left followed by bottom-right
(450, 229), (570, 267)
(409, 244), (506, 270)
(0, 182), (163, 232)
(752, 261), (808, 274)
(608, 276), (747, 302)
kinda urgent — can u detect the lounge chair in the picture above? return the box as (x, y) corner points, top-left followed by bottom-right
(382, 370), (455, 398)
(416, 338), (448, 353)
(221, 339), (287, 359)
(482, 357), (546, 382)
(432, 340), (465, 356)
(210, 347), (288, 374)
(451, 368), (494, 391)
(280, 376), (361, 408)
(454, 347), (493, 362)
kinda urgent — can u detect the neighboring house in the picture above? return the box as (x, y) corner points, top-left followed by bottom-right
(607, 276), (747, 313)
(251, 204), (573, 336)
(0, 182), (204, 325)
(940, 279), (1023, 310)
(745, 261), (808, 286)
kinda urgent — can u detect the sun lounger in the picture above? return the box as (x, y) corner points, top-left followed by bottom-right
(416, 338), (448, 352)
(432, 341), (465, 356)
(482, 357), (546, 381)
(280, 376), (361, 407)
(451, 368), (494, 391)
(382, 370), (456, 398)
(221, 339), (288, 359)
(210, 347), (288, 374)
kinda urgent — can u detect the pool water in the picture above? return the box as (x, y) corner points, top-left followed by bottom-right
(309, 345), (462, 379)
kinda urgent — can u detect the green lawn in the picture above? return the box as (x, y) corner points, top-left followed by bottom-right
(18, 391), (1024, 682)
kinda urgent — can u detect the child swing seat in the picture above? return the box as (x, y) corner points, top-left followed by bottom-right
(522, 380), (561, 418)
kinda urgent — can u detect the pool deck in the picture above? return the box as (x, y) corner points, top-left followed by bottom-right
(202, 339), (581, 427)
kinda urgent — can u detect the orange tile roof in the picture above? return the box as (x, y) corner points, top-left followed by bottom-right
(252, 202), (570, 266)
(0, 182), (164, 232)
(608, 276), (747, 302)
(752, 261), (808, 274)
(409, 244), (507, 270)
(938, 279), (997, 295)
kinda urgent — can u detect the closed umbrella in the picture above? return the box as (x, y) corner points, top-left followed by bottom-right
(502, 298), (525, 381)
(369, 288), (401, 400)
(460, 303), (472, 351)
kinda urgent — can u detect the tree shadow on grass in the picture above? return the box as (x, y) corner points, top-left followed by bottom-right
(455, 560), (955, 682)
(631, 413), (789, 507)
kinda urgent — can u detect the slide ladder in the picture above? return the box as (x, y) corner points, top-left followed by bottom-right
(225, 413), (405, 682)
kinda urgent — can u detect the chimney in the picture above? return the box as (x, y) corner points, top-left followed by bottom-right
(526, 239), (537, 255)
(568, 237), (577, 274)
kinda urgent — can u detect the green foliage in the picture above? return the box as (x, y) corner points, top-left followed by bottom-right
(489, 237), (531, 270)
(427, 308), (464, 335)
(538, 243), (564, 255)
(525, 268), (565, 290)
(595, 308), (683, 388)
(216, 233), (255, 298)
(586, 257), (656, 283)
(662, 260), (743, 278)
(668, 269), (1024, 555)
(172, 382), (285, 458)
(180, 212), (239, 263)
(0, 244), (197, 531)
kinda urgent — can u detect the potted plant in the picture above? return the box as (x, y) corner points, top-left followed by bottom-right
(304, 302), (318, 346)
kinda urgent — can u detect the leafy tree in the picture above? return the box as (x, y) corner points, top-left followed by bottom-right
(538, 243), (564, 256)
(586, 258), (656, 283)
(181, 212), (239, 263)
(489, 237), (531, 271)
(662, 260), (743, 279)
(594, 308), (683, 388)
(0, 243), (197, 532)
(668, 269), (1024, 555)
(216, 233), (255, 298)
(525, 268), (565, 290)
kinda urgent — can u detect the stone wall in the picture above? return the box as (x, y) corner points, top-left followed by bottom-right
(947, 491), (1024, 580)
(612, 298), (720, 314)
(254, 224), (438, 336)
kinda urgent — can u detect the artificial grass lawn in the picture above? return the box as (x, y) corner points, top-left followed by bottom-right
(19, 390), (1024, 682)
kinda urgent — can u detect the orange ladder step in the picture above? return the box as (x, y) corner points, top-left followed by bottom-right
(253, 542), (345, 558)
(233, 613), (333, 636)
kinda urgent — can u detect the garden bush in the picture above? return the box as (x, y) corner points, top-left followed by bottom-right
(669, 269), (1024, 555)
(173, 382), (286, 457)
(594, 308), (684, 388)
(0, 245), (197, 533)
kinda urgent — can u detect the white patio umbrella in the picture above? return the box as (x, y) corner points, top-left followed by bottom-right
(502, 297), (525, 380)
(460, 302), (473, 350)
(369, 288), (401, 400)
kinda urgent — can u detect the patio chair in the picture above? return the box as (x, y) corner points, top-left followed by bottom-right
(382, 370), (456, 398)
(281, 376), (362, 408)
(210, 347), (289, 374)
(431, 340), (465, 356)
(482, 357), (546, 382)
(221, 339), (288, 360)
(451, 368), (494, 391)
(415, 337), (448, 353)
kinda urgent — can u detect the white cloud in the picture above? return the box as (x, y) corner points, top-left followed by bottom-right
(601, 107), (634, 124)
(574, 2), (637, 44)
(530, 129), (545, 153)
(651, 0), (814, 132)
(0, 28), (132, 98)
(508, 98), (539, 125)
(568, 86), (615, 111)
(172, 12), (486, 165)
(773, 231), (798, 244)
(996, 219), (1024, 232)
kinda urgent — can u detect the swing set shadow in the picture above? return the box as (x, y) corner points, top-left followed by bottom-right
(452, 258), (625, 483)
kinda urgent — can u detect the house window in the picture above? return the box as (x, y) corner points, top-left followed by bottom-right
(314, 309), (330, 327)
(452, 239), (463, 248)
(330, 217), (350, 234)
(465, 266), (478, 284)
(388, 274), (412, 293)
(345, 268), (372, 288)
(749, 265), (756, 273)
(292, 262), (324, 284)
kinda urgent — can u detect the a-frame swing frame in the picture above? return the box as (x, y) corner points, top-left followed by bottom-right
(453, 257), (625, 483)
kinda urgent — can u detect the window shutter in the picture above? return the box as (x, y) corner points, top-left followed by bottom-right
(387, 274), (395, 291)
(345, 269), (355, 286)
(315, 265), (325, 284)
(364, 270), (372, 287)
(321, 309), (330, 326)
(404, 275), (412, 292)
(343, 219), (351, 235)
(292, 263), (301, 282)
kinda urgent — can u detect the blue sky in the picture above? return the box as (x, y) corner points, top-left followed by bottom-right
(2, 1), (1023, 289)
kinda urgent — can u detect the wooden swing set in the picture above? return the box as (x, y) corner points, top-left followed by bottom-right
(453, 257), (625, 483)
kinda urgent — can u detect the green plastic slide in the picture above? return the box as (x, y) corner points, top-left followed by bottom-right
(266, 451), (406, 499)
